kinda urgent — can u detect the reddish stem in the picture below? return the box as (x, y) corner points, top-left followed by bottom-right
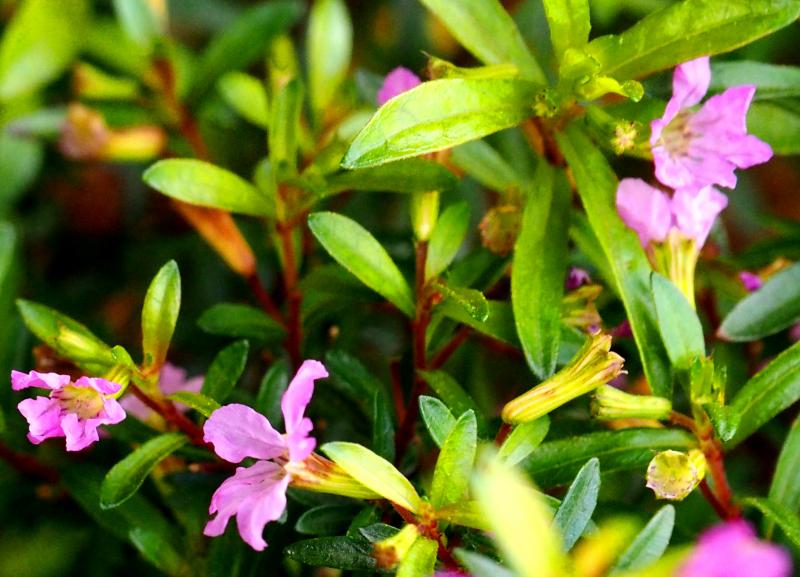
(277, 220), (303, 370)
(430, 326), (471, 370)
(669, 411), (698, 434)
(0, 443), (59, 482)
(494, 423), (512, 446)
(245, 273), (284, 324)
(390, 359), (406, 423)
(130, 384), (207, 446)
(699, 479), (729, 520)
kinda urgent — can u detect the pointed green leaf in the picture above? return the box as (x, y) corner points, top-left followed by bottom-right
(767, 416), (800, 537)
(322, 442), (422, 512)
(426, 201), (471, 281)
(256, 359), (290, 425)
(437, 284), (489, 323)
(557, 124), (671, 397)
(218, 72), (270, 128)
(141, 261), (180, 371)
(419, 395), (457, 448)
(651, 273), (705, 370)
(100, 433), (189, 509)
(450, 140), (525, 194)
(498, 418), (550, 467)
(112, 0), (162, 48)
(543, 0), (590, 61)
(743, 497), (800, 552)
(397, 536), (438, 577)
(166, 391), (221, 418)
(284, 536), (376, 570)
(418, 370), (484, 431)
(711, 61), (800, 100)
(309, 212), (415, 316)
(295, 504), (361, 536)
(373, 391), (395, 461)
(455, 549), (515, 577)
(431, 410), (477, 509)
(748, 100), (800, 155)
(342, 78), (539, 168)
(144, 159), (272, 217)
(269, 77), (303, 177)
(308, 0), (352, 115)
(198, 303), (286, 342)
(320, 159), (457, 199)
(553, 457), (600, 551)
(201, 340), (249, 403)
(610, 505), (675, 574)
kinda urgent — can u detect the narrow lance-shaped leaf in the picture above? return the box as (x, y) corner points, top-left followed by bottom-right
(201, 340), (250, 403)
(512, 162), (570, 379)
(270, 77), (303, 177)
(426, 201), (471, 280)
(553, 457), (600, 551)
(295, 505), (361, 536)
(651, 273), (705, 370)
(397, 537), (438, 577)
(766, 416), (800, 538)
(198, 303), (286, 343)
(418, 370), (485, 433)
(710, 61), (800, 101)
(372, 391), (395, 462)
(308, 0), (352, 115)
(342, 78), (539, 169)
(419, 395), (457, 448)
(557, 124), (671, 398)
(141, 260), (181, 372)
(542, 0), (591, 61)
(319, 159), (457, 199)
(166, 391), (221, 418)
(431, 410), (477, 509)
(284, 536), (377, 571)
(610, 505), (675, 575)
(112, 0), (163, 48)
(217, 72), (270, 128)
(309, 212), (415, 317)
(748, 100), (800, 156)
(743, 497), (800, 552)
(498, 417), (550, 467)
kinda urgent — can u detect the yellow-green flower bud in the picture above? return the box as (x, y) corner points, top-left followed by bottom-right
(502, 332), (625, 424)
(410, 190), (440, 242)
(373, 524), (420, 569)
(646, 449), (706, 501)
(285, 453), (382, 500)
(591, 385), (672, 421)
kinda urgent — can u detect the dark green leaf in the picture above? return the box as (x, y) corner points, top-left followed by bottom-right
(743, 497), (800, 552)
(128, 526), (189, 576)
(557, 124), (671, 397)
(553, 458), (600, 551)
(308, 0), (352, 115)
(295, 505), (360, 536)
(426, 201), (471, 280)
(358, 523), (400, 543)
(419, 395), (457, 448)
(100, 433), (189, 509)
(325, 349), (387, 414)
(218, 72), (269, 128)
(543, 0), (591, 61)
(256, 359), (290, 426)
(431, 410), (477, 509)
(342, 78), (539, 168)
(141, 260), (181, 371)
(512, 162), (570, 379)
(711, 61), (800, 100)
(498, 418), (550, 466)
(285, 537), (376, 570)
(766, 416), (800, 537)
(652, 272), (705, 370)
(0, 130), (43, 207)
(166, 391), (221, 418)
(309, 212), (415, 316)
(198, 303), (286, 342)
(610, 505), (675, 574)
(418, 370), (485, 432)
(201, 340), (250, 403)
(322, 159), (457, 199)
(372, 391), (395, 461)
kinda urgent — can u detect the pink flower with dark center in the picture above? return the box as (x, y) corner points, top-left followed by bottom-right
(739, 271), (763, 292)
(678, 520), (791, 577)
(377, 67), (421, 106)
(203, 360), (328, 551)
(650, 57), (772, 191)
(11, 370), (126, 451)
(121, 363), (203, 422)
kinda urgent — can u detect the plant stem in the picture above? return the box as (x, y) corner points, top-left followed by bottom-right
(277, 220), (302, 370)
(245, 273), (284, 324)
(129, 384), (207, 447)
(430, 326), (471, 370)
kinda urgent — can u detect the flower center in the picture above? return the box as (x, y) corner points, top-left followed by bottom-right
(52, 385), (106, 419)
(660, 110), (695, 156)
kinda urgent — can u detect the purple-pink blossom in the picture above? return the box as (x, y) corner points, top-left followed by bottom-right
(650, 56), (772, 191)
(121, 363), (203, 422)
(377, 67), (421, 106)
(739, 271), (763, 292)
(678, 520), (791, 577)
(566, 267), (591, 291)
(11, 370), (126, 451)
(203, 359), (328, 551)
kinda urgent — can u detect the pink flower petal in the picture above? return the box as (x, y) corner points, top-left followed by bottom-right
(75, 376), (121, 396)
(281, 360), (327, 462)
(377, 67), (421, 106)
(17, 396), (63, 444)
(667, 56), (711, 117)
(739, 271), (762, 292)
(99, 397), (127, 425)
(61, 411), (101, 451)
(615, 178), (672, 247)
(204, 460), (290, 551)
(11, 370), (70, 391)
(204, 404), (286, 463)
(671, 186), (728, 246)
(160, 363), (204, 396)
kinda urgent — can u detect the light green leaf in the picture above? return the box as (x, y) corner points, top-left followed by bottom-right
(309, 212), (415, 317)
(0, 129), (44, 207)
(498, 418), (550, 467)
(743, 497), (800, 552)
(397, 536), (438, 577)
(543, 0), (590, 61)
(201, 340), (250, 403)
(748, 100), (800, 155)
(308, 0), (352, 115)
(711, 61), (800, 100)
(553, 457), (600, 551)
(610, 505), (675, 574)
(418, 0), (545, 83)
(198, 303), (286, 342)
(143, 159), (271, 217)
(141, 261), (180, 371)
(455, 549), (515, 577)
(342, 78), (539, 169)
(512, 162), (570, 379)
(320, 159), (457, 199)
(100, 433), (189, 509)
(437, 284), (489, 323)
(431, 410), (477, 509)
(112, 0), (162, 49)
(269, 77), (303, 177)
(450, 139), (525, 195)
(767, 416), (800, 537)
(419, 395), (457, 448)
(557, 124), (671, 397)
(651, 273), (705, 370)
(322, 442), (422, 512)
(166, 391), (221, 418)
(426, 202), (470, 281)
(438, 299), (519, 345)
(218, 72), (269, 128)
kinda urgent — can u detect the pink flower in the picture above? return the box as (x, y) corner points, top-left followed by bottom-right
(377, 67), (421, 106)
(11, 370), (126, 451)
(678, 520), (791, 577)
(616, 179), (727, 248)
(650, 57), (772, 191)
(121, 363), (203, 422)
(203, 360), (328, 551)
(566, 267), (591, 291)
(739, 271), (763, 292)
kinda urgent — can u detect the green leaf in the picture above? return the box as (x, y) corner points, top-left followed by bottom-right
(166, 391), (221, 418)
(426, 202), (470, 281)
(188, 0), (303, 101)
(743, 497), (800, 552)
(553, 457), (600, 551)
(141, 261), (180, 371)
(321, 159), (457, 199)
(417, 0), (545, 83)
(431, 410), (477, 509)
(397, 536), (438, 577)
(218, 72), (270, 128)
(198, 303), (286, 342)
(284, 536), (376, 570)
(295, 505), (360, 536)
(525, 429), (696, 487)
(748, 100), (800, 156)
(512, 162), (570, 379)
(307, 0), (352, 115)
(418, 370), (484, 431)
(455, 549), (515, 577)
(585, 0), (800, 82)
(112, 0), (162, 49)
(543, 0), (591, 61)
(308, 212), (415, 317)
(269, 77), (303, 177)
(610, 505), (675, 574)
(325, 349), (387, 416)
(727, 341), (800, 447)
(419, 395), (457, 448)
(143, 159), (272, 217)
(256, 359), (290, 425)
(0, 129), (43, 207)
(100, 433), (189, 509)
(711, 61), (800, 100)
(557, 124), (671, 397)
(498, 417), (550, 467)
(342, 78), (539, 169)
(322, 442), (422, 512)
(0, 0), (88, 100)
(372, 391), (395, 462)
(16, 299), (116, 370)
(439, 299), (519, 345)
(767, 415), (800, 538)
(437, 284), (489, 323)
(651, 273), (705, 370)
(450, 139), (526, 195)
(201, 340), (250, 403)
(718, 262), (800, 342)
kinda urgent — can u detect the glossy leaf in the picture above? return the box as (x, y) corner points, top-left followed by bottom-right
(512, 162), (570, 379)
(553, 457), (600, 551)
(141, 261), (180, 371)
(372, 391), (395, 461)
(342, 78), (539, 169)
(652, 273), (705, 370)
(498, 417), (550, 467)
(198, 303), (286, 342)
(144, 159), (272, 217)
(295, 504), (360, 536)
(218, 72), (269, 128)
(426, 201), (471, 280)
(100, 433), (189, 509)
(256, 359), (290, 425)
(322, 442), (422, 512)
(438, 299), (519, 345)
(718, 262), (800, 342)
(417, 0), (545, 83)
(166, 391), (221, 418)
(743, 497), (800, 551)
(308, 0), (352, 115)
(284, 536), (376, 570)
(437, 284), (489, 323)
(431, 410), (477, 509)
(201, 340), (250, 403)
(309, 212), (415, 317)
(767, 416), (800, 537)
(321, 159), (457, 199)
(610, 505), (675, 574)
(543, 0), (591, 61)
(557, 124), (671, 397)
(419, 395), (457, 448)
